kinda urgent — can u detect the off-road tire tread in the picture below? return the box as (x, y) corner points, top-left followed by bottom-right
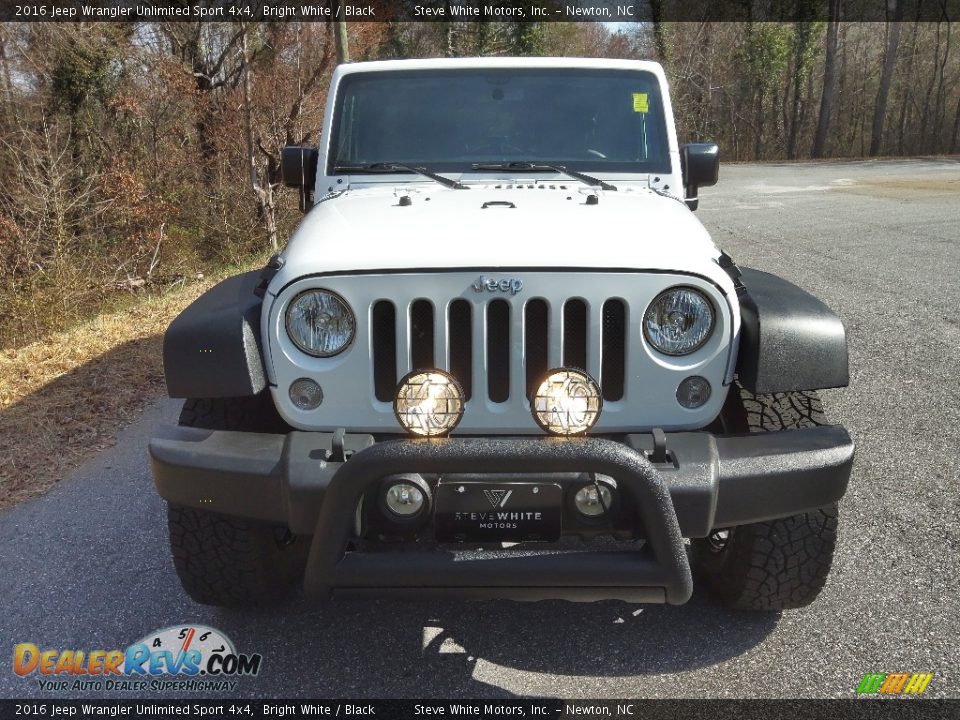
(740, 387), (826, 432)
(178, 394), (288, 434)
(700, 504), (839, 610)
(696, 385), (838, 610)
(167, 394), (303, 607)
(167, 504), (302, 607)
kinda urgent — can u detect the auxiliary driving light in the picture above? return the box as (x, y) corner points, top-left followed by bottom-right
(574, 482), (614, 517)
(531, 368), (602, 436)
(381, 474), (431, 519)
(394, 369), (465, 437)
(289, 378), (323, 410)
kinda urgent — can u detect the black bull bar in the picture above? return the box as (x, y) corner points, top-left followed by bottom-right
(304, 437), (694, 604)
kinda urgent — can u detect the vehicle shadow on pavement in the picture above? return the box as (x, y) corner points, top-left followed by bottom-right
(0, 334), (167, 510)
(205, 584), (779, 697)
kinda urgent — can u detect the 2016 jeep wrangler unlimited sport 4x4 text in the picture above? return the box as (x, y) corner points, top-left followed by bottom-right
(150, 58), (853, 611)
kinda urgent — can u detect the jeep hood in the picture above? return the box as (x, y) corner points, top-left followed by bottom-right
(271, 184), (728, 291)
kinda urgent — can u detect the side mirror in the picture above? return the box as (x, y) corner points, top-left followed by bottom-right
(281, 146), (319, 212)
(679, 142), (719, 211)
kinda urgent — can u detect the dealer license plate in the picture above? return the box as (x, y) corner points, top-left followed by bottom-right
(434, 481), (562, 542)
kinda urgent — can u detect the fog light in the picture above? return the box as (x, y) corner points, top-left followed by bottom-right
(289, 378), (323, 410)
(385, 483), (424, 516)
(677, 375), (711, 409)
(381, 475), (430, 519)
(574, 483), (613, 517)
(531, 368), (602, 435)
(394, 369), (464, 437)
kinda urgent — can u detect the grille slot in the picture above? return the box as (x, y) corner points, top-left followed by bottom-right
(601, 299), (626, 401)
(371, 301), (397, 402)
(487, 299), (511, 403)
(525, 299), (549, 398)
(410, 300), (434, 371)
(448, 299), (473, 400)
(563, 299), (588, 370)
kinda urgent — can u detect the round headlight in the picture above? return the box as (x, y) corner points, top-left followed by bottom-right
(394, 369), (465, 437)
(643, 287), (715, 356)
(531, 368), (602, 436)
(285, 289), (355, 357)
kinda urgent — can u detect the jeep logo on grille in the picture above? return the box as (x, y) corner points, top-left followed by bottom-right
(472, 275), (523, 295)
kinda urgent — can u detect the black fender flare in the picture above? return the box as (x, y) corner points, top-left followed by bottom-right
(163, 271), (268, 399)
(735, 268), (849, 394)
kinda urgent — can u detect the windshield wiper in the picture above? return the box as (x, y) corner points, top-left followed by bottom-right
(332, 162), (468, 190)
(470, 162), (617, 192)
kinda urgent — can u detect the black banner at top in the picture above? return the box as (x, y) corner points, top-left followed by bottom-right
(1, 0), (958, 24)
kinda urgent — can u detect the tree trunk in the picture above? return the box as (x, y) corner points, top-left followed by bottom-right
(650, 0), (668, 64)
(444, 10), (455, 57)
(920, 23), (944, 152)
(812, 0), (840, 158)
(241, 27), (278, 250)
(754, 90), (765, 160)
(871, 3), (904, 156)
(334, 6), (350, 63)
(896, 22), (920, 154)
(787, 23), (817, 160)
(932, 20), (952, 152)
(951, 95), (960, 153)
(787, 62), (801, 159)
(0, 28), (13, 119)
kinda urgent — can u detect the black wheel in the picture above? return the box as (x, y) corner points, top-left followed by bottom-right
(166, 394), (307, 607)
(693, 384), (839, 610)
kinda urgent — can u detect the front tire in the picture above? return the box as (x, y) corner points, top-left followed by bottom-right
(167, 395), (307, 608)
(693, 385), (840, 610)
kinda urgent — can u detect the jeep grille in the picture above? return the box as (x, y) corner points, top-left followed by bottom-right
(268, 271), (733, 434)
(371, 297), (627, 404)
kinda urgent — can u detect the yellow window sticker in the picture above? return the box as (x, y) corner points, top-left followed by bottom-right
(632, 92), (649, 113)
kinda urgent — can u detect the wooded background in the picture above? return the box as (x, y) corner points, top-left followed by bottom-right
(0, 18), (957, 348)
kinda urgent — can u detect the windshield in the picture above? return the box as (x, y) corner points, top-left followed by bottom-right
(329, 68), (672, 175)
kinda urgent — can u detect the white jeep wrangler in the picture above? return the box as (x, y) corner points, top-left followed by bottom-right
(150, 58), (853, 610)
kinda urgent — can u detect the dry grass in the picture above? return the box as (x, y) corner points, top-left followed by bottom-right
(838, 174), (960, 198)
(0, 272), (235, 509)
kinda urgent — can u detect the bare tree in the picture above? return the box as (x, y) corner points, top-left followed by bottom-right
(931, 19), (953, 152)
(895, 21), (920, 154)
(160, 22), (247, 168)
(240, 24), (336, 249)
(812, 0), (841, 158)
(0, 26), (15, 119)
(649, 0), (668, 63)
(870, 1), (904, 156)
(334, 3), (350, 63)
(240, 26), (278, 250)
(787, 21), (823, 159)
(951, 95), (960, 153)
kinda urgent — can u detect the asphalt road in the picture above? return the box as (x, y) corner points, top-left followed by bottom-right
(1, 158), (958, 700)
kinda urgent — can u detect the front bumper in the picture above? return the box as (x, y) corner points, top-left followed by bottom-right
(149, 426), (854, 604)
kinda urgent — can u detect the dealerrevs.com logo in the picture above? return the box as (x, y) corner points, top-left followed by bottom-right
(13, 625), (261, 692)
